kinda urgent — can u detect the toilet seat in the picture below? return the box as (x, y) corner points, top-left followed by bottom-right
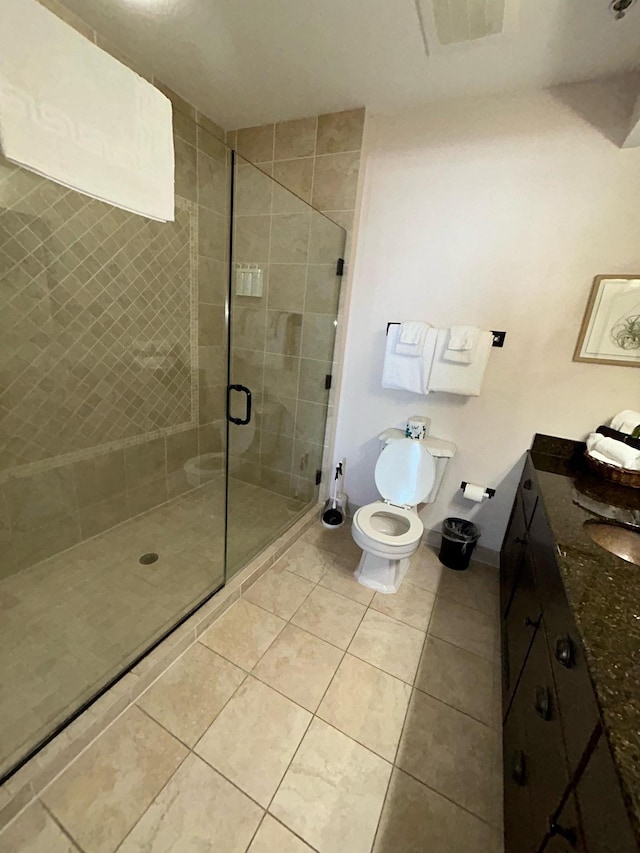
(353, 502), (423, 548)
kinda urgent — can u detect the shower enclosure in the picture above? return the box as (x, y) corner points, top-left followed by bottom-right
(0, 122), (345, 780)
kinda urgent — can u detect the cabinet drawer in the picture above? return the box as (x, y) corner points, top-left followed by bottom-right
(575, 728), (637, 853)
(541, 795), (584, 853)
(503, 548), (541, 714)
(501, 491), (528, 618)
(528, 508), (599, 772)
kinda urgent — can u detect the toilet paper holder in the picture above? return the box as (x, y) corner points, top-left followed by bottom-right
(460, 481), (495, 499)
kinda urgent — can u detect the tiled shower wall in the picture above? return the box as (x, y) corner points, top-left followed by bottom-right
(226, 112), (364, 498)
(0, 0), (229, 580)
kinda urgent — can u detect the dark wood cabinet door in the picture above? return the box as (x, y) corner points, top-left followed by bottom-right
(503, 548), (541, 714)
(504, 682), (536, 853)
(501, 492), (528, 619)
(529, 506), (600, 774)
(575, 729), (637, 853)
(520, 459), (539, 528)
(541, 795), (584, 853)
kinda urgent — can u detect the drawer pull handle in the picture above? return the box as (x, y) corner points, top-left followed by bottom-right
(511, 750), (527, 786)
(524, 615), (540, 629)
(555, 634), (575, 669)
(549, 818), (577, 844)
(515, 536), (527, 545)
(523, 479), (533, 490)
(534, 685), (551, 720)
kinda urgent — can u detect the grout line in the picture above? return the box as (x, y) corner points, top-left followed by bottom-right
(40, 799), (88, 853)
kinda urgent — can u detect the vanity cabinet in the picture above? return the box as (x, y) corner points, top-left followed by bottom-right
(501, 457), (637, 853)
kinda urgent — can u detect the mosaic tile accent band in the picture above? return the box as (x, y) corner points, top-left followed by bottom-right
(0, 159), (198, 477)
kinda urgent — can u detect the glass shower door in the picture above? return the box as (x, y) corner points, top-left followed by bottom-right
(225, 153), (346, 576)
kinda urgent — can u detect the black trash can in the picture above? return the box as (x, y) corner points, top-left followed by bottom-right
(438, 518), (479, 571)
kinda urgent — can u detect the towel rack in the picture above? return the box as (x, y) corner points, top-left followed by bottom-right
(385, 323), (506, 348)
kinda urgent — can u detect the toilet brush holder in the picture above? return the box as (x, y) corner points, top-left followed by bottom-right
(322, 499), (344, 528)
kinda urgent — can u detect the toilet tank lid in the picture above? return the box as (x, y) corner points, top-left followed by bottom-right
(378, 428), (456, 458)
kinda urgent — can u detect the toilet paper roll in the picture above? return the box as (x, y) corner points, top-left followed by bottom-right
(463, 482), (487, 503)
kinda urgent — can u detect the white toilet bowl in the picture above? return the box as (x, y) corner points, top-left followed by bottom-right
(352, 438), (436, 594)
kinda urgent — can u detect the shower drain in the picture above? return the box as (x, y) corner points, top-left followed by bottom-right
(139, 552), (159, 565)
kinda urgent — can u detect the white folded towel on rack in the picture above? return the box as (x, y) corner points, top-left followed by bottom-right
(0, 0), (175, 222)
(586, 434), (640, 470)
(610, 410), (640, 436)
(382, 324), (438, 394)
(443, 326), (481, 364)
(395, 322), (429, 356)
(428, 329), (492, 396)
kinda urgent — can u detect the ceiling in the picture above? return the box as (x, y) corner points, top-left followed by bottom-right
(61, 0), (640, 129)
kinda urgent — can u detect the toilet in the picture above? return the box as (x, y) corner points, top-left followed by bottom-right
(352, 429), (456, 594)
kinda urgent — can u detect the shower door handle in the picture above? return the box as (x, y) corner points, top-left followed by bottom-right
(227, 384), (252, 425)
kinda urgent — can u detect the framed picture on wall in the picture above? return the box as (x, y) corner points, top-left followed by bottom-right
(574, 275), (640, 367)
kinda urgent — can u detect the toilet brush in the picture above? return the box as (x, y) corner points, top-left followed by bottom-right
(322, 462), (345, 528)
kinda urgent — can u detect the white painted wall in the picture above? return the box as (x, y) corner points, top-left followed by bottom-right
(334, 81), (640, 553)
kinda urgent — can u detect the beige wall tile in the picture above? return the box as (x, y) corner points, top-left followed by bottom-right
(199, 209), (227, 260)
(301, 313), (336, 362)
(271, 717), (391, 853)
(173, 109), (197, 145)
(273, 158), (314, 204)
(126, 476), (168, 517)
(196, 111), (226, 143)
(125, 437), (166, 489)
(316, 108), (365, 155)
(37, 0), (94, 40)
(298, 358), (332, 405)
(234, 215), (271, 263)
(198, 126), (227, 163)
(263, 353), (300, 399)
(270, 213), (310, 264)
(267, 264), (306, 312)
(174, 137), (197, 202)
(198, 256), (227, 304)
(198, 151), (228, 214)
(154, 80), (196, 120)
(235, 164), (273, 216)
(236, 125), (275, 163)
(308, 211), (346, 263)
(120, 754), (262, 852)
(198, 302), (225, 347)
(305, 264), (340, 314)
(312, 152), (360, 211)
(195, 676), (311, 806)
(265, 310), (302, 357)
(79, 495), (129, 538)
(42, 707), (186, 853)
(275, 117), (317, 160)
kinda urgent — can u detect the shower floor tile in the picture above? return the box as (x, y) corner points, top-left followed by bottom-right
(1, 534), (504, 852)
(0, 477), (306, 779)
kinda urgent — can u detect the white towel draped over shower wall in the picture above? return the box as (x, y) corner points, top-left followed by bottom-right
(0, 0), (175, 222)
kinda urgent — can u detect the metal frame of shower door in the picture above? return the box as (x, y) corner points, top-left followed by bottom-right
(222, 148), (235, 583)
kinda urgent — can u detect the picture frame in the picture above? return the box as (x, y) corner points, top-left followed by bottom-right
(573, 275), (640, 367)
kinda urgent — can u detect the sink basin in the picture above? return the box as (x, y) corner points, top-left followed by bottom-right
(584, 521), (640, 566)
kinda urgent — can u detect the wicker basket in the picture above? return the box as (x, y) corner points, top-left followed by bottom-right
(583, 451), (640, 489)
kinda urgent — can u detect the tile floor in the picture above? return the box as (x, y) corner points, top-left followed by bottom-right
(0, 477), (307, 778)
(0, 522), (504, 853)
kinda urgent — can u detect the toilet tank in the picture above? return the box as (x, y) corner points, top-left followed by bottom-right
(378, 428), (456, 504)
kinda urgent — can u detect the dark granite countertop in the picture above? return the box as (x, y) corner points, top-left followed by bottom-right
(530, 434), (640, 838)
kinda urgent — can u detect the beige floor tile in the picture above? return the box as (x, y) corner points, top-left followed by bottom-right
(348, 609), (425, 683)
(291, 586), (365, 649)
(371, 581), (435, 631)
(252, 623), (343, 711)
(373, 768), (495, 853)
(302, 522), (362, 564)
(404, 546), (444, 593)
(137, 644), (245, 746)
(319, 562), (374, 606)
(248, 815), (313, 852)
(244, 565), (314, 620)
(0, 801), (79, 853)
(396, 690), (498, 822)
(42, 706), (186, 853)
(275, 539), (335, 583)
(199, 599), (286, 670)
(317, 655), (411, 761)
(271, 718), (391, 853)
(429, 596), (498, 662)
(120, 754), (262, 852)
(195, 677), (311, 807)
(437, 561), (500, 617)
(415, 635), (498, 726)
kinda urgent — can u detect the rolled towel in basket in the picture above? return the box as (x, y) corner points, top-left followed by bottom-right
(586, 433), (640, 470)
(610, 410), (640, 436)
